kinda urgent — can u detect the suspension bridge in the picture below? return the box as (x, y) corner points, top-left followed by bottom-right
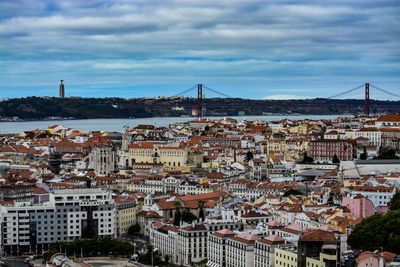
(168, 82), (400, 119)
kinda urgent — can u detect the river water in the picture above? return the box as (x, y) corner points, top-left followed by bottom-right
(0, 115), (350, 133)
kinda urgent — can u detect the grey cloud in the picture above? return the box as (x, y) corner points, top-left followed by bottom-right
(0, 0), (399, 98)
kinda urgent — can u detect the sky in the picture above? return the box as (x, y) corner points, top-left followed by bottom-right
(1, 0), (399, 99)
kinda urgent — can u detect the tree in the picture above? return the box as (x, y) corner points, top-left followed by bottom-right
(348, 210), (400, 254)
(388, 191), (400, 211)
(245, 151), (254, 161)
(332, 154), (340, 164)
(127, 223), (141, 237)
(181, 209), (198, 224)
(198, 201), (205, 221)
(283, 189), (303, 197)
(301, 152), (314, 163)
(375, 146), (400, 159)
(359, 147), (368, 160)
(173, 209), (181, 226)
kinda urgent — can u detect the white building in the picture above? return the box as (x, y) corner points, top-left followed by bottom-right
(208, 229), (236, 267)
(0, 187), (116, 255)
(225, 233), (258, 267)
(178, 224), (208, 266)
(354, 128), (382, 146)
(254, 235), (286, 267)
(349, 185), (396, 208)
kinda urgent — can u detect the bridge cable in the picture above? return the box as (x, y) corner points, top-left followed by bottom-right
(369, 84), (400, 99)
(203, 85), (233, 98)
(171, 85), (198, 98)
(328, 84), (365, 99)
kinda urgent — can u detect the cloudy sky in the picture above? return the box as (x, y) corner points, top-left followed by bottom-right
(1, 0), (399, 99)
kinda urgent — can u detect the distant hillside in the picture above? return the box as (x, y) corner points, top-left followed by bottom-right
(1, 97), (400, 120)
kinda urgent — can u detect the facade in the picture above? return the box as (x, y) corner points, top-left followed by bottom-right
(308, 139), (355, 161)
(128, 142), (188, 168)
(225, 233), (258, 267)
(349, 186), (396, 208)
(88, 145), (117, 175)
(115, 196), (137, 237)
(274, 246), (298, 267)
(0, 188), (116, 255)
(178, 224), (208, 266)
(342, 195), (375, 219)
(254, 235), (286, 267)
(208, 229), (236, 267)
(151, 224), (179, 263)
(354, 128), (382, 146)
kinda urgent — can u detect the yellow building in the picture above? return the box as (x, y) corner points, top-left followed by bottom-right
(116, 195), (138, 237)
(275, 247), (337, 267)
(128, 142), (188, 167)
(275, 247), (298, 267)
(288, 124), (308, 135)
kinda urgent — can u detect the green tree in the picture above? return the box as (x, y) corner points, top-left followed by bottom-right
(388, 191), (400, 211)
(332, 154), (340, 164)
(245, 151), (254, 161)
(360, 147), (368, 160)
(301, 152), (314, 163)
(127, 223), (141, 237)
(181, 209), (198, 224)
(283, 189), (303, 197)
(348, 210), (400, 253)
(375, 147), (400, 159)
(173, 209), (181, 226)
(198, 201), (205, 221)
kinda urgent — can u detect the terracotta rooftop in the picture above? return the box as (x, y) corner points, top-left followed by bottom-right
(258, 235), (285, 245)
(300, 229), (336, 242)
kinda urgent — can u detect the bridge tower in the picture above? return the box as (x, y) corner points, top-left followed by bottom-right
(59, 80), (65, 98)
(197, 84), (203, 120)
(365, 82), (370, 116)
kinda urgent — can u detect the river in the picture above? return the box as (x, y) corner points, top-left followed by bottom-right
(0, 115), (350, 134)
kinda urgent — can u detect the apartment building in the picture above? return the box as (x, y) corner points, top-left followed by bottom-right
(354, 128), (382, 146)
(308, 139), (355, 161)
(349, 186), (396, 208)
(177, 224), (208, 266)
(115, 195), (137, 237)
(225, 233), (258, 267)
(151, 223), (179, 263)
(254, 235), (286, 267)
(0, 187), (116, 255)
(208, 229), (236, 267)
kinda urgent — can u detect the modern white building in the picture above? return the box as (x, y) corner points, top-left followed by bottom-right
(0, 187), (116, 255)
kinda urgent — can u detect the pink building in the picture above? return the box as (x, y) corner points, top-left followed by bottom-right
(357, 251), (396, 267)
(342, 195), (374, 219)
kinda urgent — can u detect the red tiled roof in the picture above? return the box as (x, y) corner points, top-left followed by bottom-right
(377, 114), (400, 122)
(300, 229), (336, 242)
(258, 235), (285, 245)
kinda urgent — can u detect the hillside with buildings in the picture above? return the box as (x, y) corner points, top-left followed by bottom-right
(1, 114), (400, 266)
